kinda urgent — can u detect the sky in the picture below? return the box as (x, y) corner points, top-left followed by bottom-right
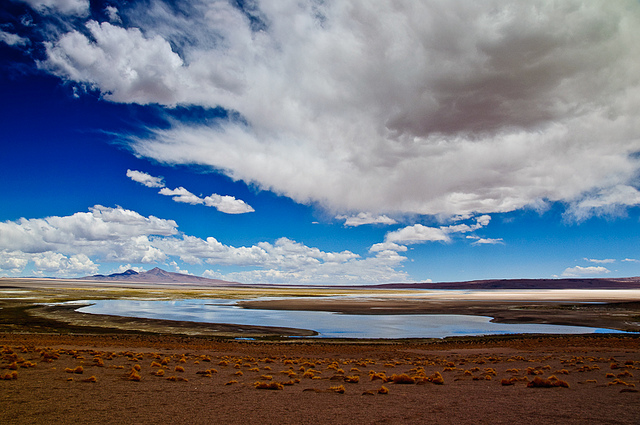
(1, 0), (640, 285)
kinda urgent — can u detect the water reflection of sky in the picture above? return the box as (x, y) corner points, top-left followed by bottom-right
(77, 298), (627, 339)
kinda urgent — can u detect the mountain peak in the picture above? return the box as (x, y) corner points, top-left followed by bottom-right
(146, 267), (169, 276)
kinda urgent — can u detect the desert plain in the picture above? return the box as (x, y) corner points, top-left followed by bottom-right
(1, 277), (640, 424)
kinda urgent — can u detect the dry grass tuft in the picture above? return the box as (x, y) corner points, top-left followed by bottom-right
(377, 386), (389, 394)
(344, 375), (359, 383)
(370, 372), (387, 382)
(428, 371), (445, 385)
(501, 377), (517, 386)
(166, 376), (189, 382)
(152, 369), (165, 377)
(174, 366), (185, 373)
(81, 376), (97, 383)
(526, 376), (569, 388)
(2, 371), (18, 380)
(225, 380), (239, 385)
(329, 385), (346, 394)
(608, 378), (635, 387)
(127, 369), (142, 381)
(254, 381), (284, 390)
(391, 373), (415, 384)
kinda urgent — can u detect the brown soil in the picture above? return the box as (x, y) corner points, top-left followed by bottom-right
(1, 332), (640, 425)
(2, 278), (640, 424)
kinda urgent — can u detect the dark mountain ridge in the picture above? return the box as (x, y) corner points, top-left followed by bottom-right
(80, 267), (237, 285)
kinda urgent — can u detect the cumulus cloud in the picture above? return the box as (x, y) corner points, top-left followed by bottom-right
(108, 264), (146, 274)
(0, 206), (408, 283)
(561, 265), (611, 277)
(158, 186), (255, 213)
(385, 224), (450, 245)
(369, 242), (408, 253)
(38, 0), (640, 219)
(337, 212), (397, 227)
(127, 170), (254, 214)
(203, 194), (254, 214)
(385, 214), (492, 245)
(159, 186), (203, 205)
(126, 169), (165, 188)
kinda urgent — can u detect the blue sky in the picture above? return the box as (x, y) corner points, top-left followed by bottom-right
(1, 0), (640, 284)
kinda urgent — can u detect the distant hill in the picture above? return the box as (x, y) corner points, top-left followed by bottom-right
(78, 268), (640, 289)
(363, 277), (640, 290)
(79, 267), (237, 285)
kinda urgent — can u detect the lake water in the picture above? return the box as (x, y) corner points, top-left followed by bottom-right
(76, 298), (627, 339)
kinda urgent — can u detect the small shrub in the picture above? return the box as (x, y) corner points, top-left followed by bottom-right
(330, 385), (345, 394)
(428, 371), (444, 385)
(128, 369), (141, 381)
(254, 381), (284, 390)
(391, 374), (415, 384)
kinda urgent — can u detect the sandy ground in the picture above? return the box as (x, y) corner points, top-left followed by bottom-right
(1, 278), (640, 424)
(1, 333), (640, 425)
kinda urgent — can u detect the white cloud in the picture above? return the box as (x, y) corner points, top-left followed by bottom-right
(21, 0), (89, 16)
(108, 264), (146, 275)
(584, 258), (616, 264)
(158, 186), (203, 205)
(0, 206), (408, 283)
(104, 5), (121, 24)
(561, 265), (611, 277)
(369, 242), (408, 253)
(203, 194), (254, 214)
(203, 248), (409, 285)
(128, 170), (254, 214)
(0, 205), (177, 261)
(39, 0), (640, 219)
(0, 252), (29, 274)
(337, 212), (397, 227)
(385, 224), (450, 244)
(564, 185), (640, 222)
(385, 214), (493, 245)
(0, 30), (28, 46)
(126, 169), (165, 188)
(470, 237), (504, 246)
(623, 258), (640, 263)
(31, 252), (98, 277)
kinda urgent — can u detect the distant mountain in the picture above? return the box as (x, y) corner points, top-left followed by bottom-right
(80, 267), (238, 285)
(363, 277), (640, 290)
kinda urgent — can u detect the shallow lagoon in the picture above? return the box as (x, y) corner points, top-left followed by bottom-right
(77, 298), (626, 339)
